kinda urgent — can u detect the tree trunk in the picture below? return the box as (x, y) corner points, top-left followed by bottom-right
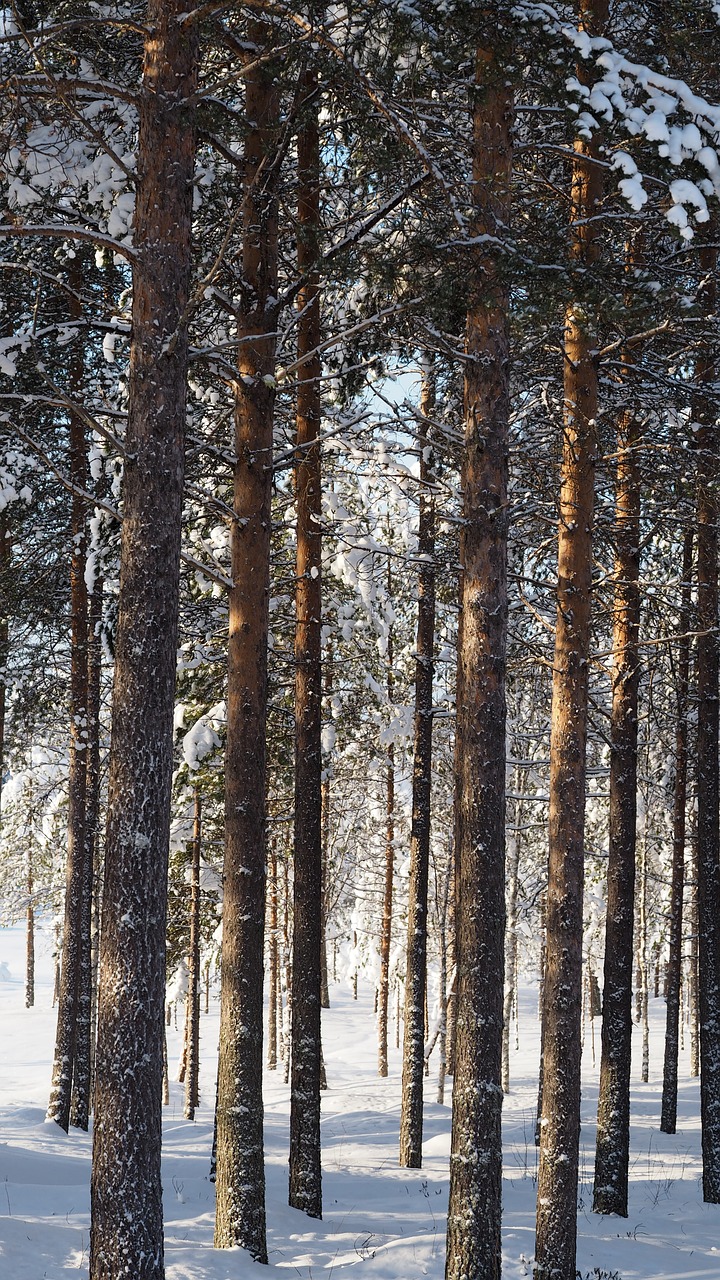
(436, 837), (452, 1105)
(47, 377), (89, 1134)
(593, 345), (642, 1216)
(378, 613), (395, 1079)
(89, 5), (198, 1277)
(445, 25), (511, 1280)
(289, 52), (324, 1221)
(661, 531), (693, 1133)
(214, 19), (279, 1260)
(638, 821), (650, 1084)
(85, 573), (104, 1107)
(25, 840), (34, 1009)
(535, 3), (604, 1273)
(690, 821), (700, 1078)
(184, 790), (202, 1120)
(378, 737), (395, 1076)
(694, 237), (720, 1204)
(268, 840), (279, 1071)
(502, 771), (521, 1095)
(400, 370), (437, 1169)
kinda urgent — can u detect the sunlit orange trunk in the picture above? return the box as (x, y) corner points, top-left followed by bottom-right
(445, 19), (511, 1280)
(535, 0), (606, 1273)
(214, 18), (279, 1261)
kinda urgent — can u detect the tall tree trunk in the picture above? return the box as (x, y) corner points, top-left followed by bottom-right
(25, 839), (34, 1009)
(214, 19), (279, 1260)
(378, 614), (395, 1078)
(85, 573), (104, 1106)
(282, 845), (292, 1082)
(289, 52), (324, 1221)
(47, 392), (89, 1133)
(690, 820), (700, 1077)
(661, 531), (693, 1133)
(593, 341), (642, 1216)
(89, 5), (198, 1277)
(184, 790), (202, 1120)
(320, 639), (333, 1010)
(535, 2), (605, 1273)
(436, 835), (452, 1105)
(400, 370), (437, 1168)
(70, 275), (100, 1134)
(268, 839), (279, 1071)
(502, 771), (521, 1095)
(445, 23), (511, 1280)
(638, 815), (650, 1083)
(694, 237), (720, 1203)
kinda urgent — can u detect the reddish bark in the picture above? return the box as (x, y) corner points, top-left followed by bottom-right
(89, 5), (198, 1276)
(214, 18), (279, 1259)
(445, 24), (511, 1280)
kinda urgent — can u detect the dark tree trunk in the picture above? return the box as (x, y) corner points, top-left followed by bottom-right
(694, 238), (720, 1204)
(400, 370), (437, 1169)
(214, 20), (278, 1261)
(70, 273), (98, 1134)
(535, 890), (547, 1147)
(535, 3), (604, 1272)
(690, 823), (700, 1078)
(661, 531), (693, 1133)
(378, 623), (395, 1079)
(48, 394), (89, 1133)
(445, 25), (511, 1280)
(502, 772), (522, 1095)
(85, 573), (103, 1106)
(320, 641), (333, 1011)
(184, 790), (202, 1120)
(593, 363), (642, 1216)
(268, 840), (279, 1071)
(288, 52), (324, 1221)
(89, 5), (198, 1277)
(25, 841), (34, 1009)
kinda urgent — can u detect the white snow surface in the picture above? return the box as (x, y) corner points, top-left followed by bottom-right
(1, 922), (719, 1278)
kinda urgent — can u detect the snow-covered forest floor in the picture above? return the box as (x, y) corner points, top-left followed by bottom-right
(0, 922), (718, 1280)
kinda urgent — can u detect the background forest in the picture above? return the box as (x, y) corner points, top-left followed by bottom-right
(0, 1), (718, 1279)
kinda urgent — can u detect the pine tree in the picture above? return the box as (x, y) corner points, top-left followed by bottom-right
(535, 0), (606, 1271)
(90, 4), (199, 1276)
(214, 16), (280, 1261)
(445, 7), (511, 1278)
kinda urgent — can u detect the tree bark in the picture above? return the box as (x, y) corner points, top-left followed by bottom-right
(445, 23), (511, 1280)
(694, 237), (720, 1203)
(89, 5), (197, 1277)
(214, 19), (279, 1260)
(400, 370), (437, 1168)
(378, 614), (395, 1079)
(690, 821), (700, 1077)
(184, 790), (202, 1120)
(85, 572), (103, 1107)
(289, 51), (324, 1220)
(593, 347), (642, 1216)
(268, 840), (279, 1071)
(25, 839), (34, 1009)
(502, 772), (521, 1095)
(661, 531), (693, 1133)
(47, 374), (89, 1133)
(535, 2), (604, 1272)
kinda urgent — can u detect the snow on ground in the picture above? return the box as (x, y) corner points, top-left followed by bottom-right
(1, 922), (719, 1279)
